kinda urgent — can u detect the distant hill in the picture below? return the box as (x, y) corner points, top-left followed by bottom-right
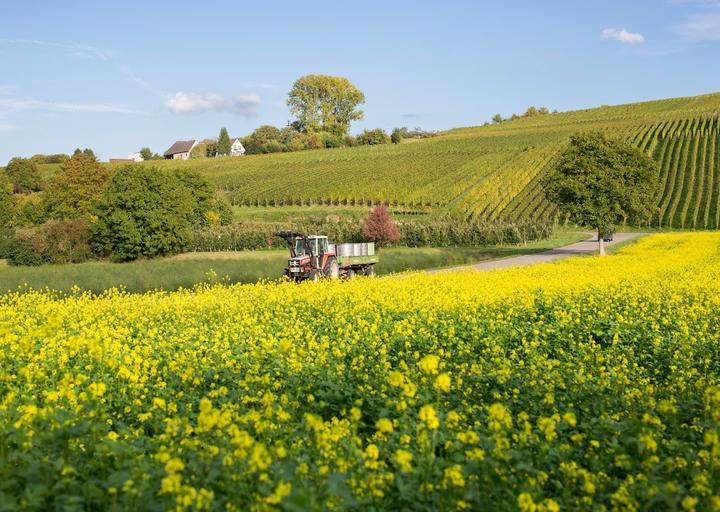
(123, 92), (720, 228)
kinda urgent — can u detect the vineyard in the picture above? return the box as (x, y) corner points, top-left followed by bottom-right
(2, 232), (720, 509)
(147, 92), (720, 228)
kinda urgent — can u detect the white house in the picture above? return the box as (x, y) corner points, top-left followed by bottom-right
(129, 152), (144, 162)
(164, 140), (197, 160)
(230, 137), (246, 157)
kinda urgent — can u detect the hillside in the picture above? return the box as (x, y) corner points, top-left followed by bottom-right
(61, 92), (720, 228)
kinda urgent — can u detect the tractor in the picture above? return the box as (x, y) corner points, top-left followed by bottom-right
(275, 231), (378, 281)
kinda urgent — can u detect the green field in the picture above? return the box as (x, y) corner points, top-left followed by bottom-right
(105, 92), (720, 229)
(0, 232), (585, 294)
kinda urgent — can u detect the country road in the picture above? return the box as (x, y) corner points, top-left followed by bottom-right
(433, 232), (645, 273)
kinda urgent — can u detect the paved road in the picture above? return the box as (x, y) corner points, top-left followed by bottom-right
(434, 232), (645, 273)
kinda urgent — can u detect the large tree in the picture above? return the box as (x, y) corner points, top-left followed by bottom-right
(44, 152), (115, 219)
(287, 74), (365, 135)
(92, 166), (195, 261)
(543, 131), (659, 255)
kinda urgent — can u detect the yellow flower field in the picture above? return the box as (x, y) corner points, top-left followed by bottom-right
(1, 233), (720, 510)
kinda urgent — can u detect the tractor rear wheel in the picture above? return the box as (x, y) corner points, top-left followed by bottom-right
(326, 259), (340, 279)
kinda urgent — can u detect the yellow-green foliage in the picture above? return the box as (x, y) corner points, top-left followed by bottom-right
(140, 93), (720, 227)
(2, 233), (720, 509)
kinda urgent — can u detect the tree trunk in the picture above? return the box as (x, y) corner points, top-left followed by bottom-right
(598, 228), (606, 256)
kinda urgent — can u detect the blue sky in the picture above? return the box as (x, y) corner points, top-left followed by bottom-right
(1, 0), (719, 162)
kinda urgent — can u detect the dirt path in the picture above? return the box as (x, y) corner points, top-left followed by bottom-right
(433, 232), (645, 273)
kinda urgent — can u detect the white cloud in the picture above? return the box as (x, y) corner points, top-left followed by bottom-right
(165, 91), (260, 116)
(675, 12), (720, 40)
(0, 97), (142, 114)
(602, 28), (646, 44)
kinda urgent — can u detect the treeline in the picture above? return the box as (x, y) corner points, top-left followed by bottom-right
(489, 106), (556, 125)
(190, 219), (552, 252)
(186, 125), (437, 158)
(1, 154), (232, 265)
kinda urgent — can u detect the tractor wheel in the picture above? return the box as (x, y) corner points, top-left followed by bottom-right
(365, 265), (376, 277)
(326, 259), (340, 279)
(308, 270), (321, 282)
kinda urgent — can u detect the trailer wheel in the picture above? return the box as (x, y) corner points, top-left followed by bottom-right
(365, 265), (376, 277)
(346, 269), (355, 279)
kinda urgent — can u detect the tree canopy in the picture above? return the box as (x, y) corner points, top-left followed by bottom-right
(44, 153), (115, 220)
(543, 131), (659, 254)
(5, 157), (43, 193)
(0, 172), (15, 227)
(92, 166), (195, 261)
(287, 75), (365, 136)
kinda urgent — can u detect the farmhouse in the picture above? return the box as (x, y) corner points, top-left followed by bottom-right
(164, 140), (197, 160)
(230, 137), (246, 156)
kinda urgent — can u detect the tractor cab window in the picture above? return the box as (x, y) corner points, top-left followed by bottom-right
(317, 237), (329, 254)
(294, 239), (307, 256)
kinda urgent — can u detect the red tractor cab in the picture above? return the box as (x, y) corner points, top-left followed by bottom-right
(275, 231), (339, 281)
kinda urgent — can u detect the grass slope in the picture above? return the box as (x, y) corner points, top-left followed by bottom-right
(130, 92), (720, 228)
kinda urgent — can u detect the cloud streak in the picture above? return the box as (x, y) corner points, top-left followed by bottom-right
(0, 97), (143, 114)
(675, 12), (720, 40)
(165, 91), (260, 116)
(602, 28), (646, 44)
(0, 38), (108, 60)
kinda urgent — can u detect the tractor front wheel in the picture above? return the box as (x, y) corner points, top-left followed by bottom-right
(308, 270), (321, 282)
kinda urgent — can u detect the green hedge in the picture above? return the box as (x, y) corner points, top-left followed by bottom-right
(189, 219), (553, 252)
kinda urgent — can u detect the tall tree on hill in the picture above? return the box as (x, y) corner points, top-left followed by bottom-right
(139, 147), (154, 160)
(287, 74), (365, 136)
(543, 131), (659, 256)
(217, 128), (231, 156)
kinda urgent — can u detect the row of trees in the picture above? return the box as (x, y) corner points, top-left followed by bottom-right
(1, 154), (232, 264)
(184, 125), (401, 159)
(490, 106), (556, 125)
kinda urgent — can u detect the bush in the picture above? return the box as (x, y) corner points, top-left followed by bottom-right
(5, 157), (43, 193)
(7, 218), (93, 266)
(390, 128), (403, 144)
(13, 194), (48, 227)
(321, 132), (343, 148)
(303, 132), (324, 150)
(356, 128), (390, 145)
(93, 166), (195, 262)
(190, 143), (208, 159)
